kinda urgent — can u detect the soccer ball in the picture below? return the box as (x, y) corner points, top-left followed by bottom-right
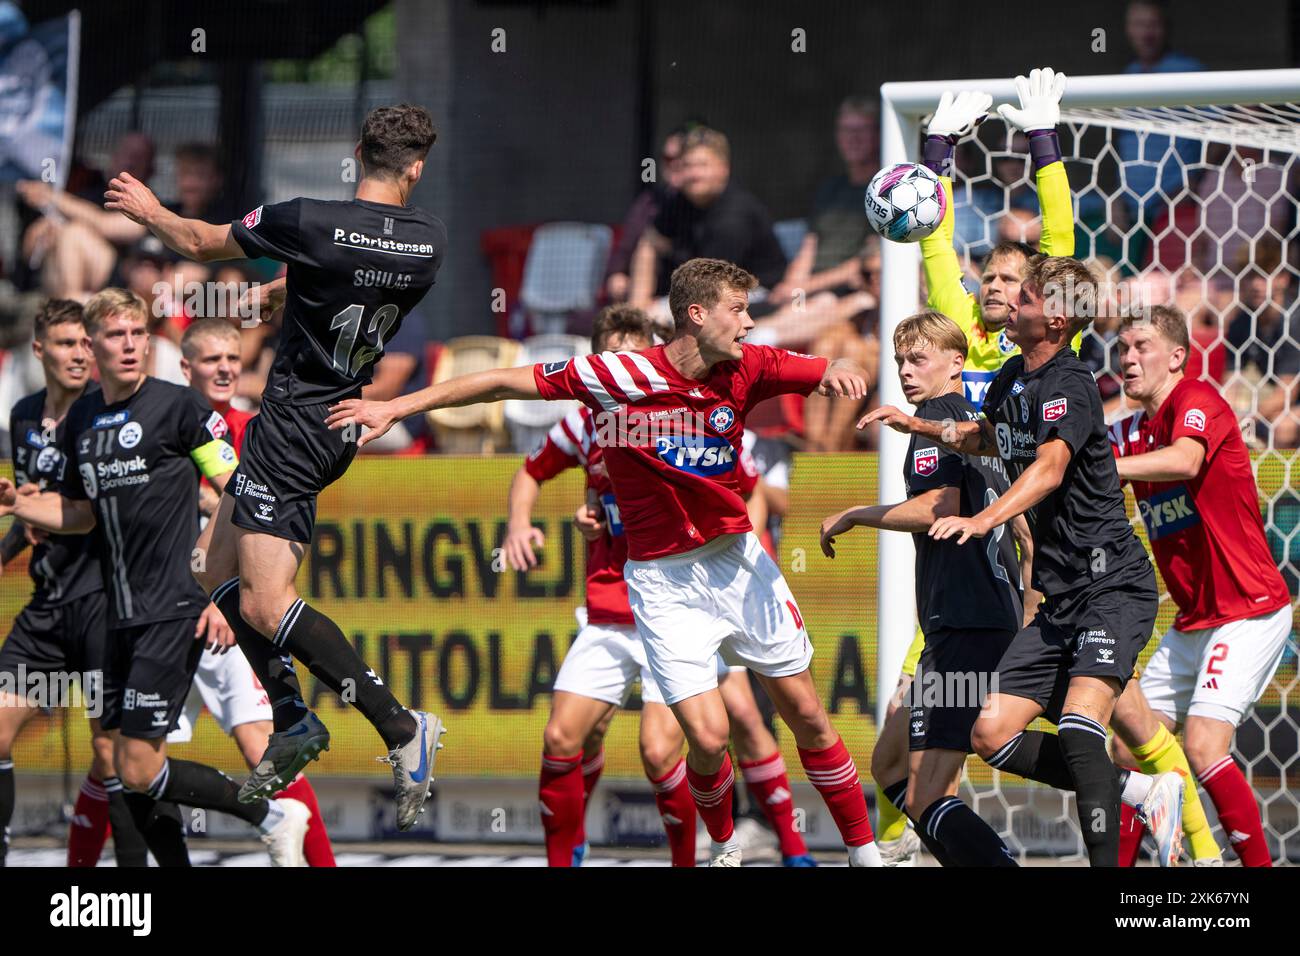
(864, 162), (946, 243)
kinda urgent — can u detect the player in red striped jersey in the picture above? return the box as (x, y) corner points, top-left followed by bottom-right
(1108, 306), (1292, 867)
(512, 305), (814, 866)
(330, 257), (880, 866)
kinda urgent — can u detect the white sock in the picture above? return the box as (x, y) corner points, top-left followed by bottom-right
(711, 836), (741, 856)
(259, 798), (286, 834)
(1121, 770), (1153, 809)
(848, 842), (883, 867)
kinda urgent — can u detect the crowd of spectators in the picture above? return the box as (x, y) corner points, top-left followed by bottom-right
(0, 0), (1296, 463)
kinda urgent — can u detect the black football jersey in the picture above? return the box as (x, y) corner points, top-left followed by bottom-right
(982, 349), (1149, 597)
(59, 377), (236, 628)
(231, 197), (446, 405)
(905, 391), (1022, 634)
(9, 387), (102, 608)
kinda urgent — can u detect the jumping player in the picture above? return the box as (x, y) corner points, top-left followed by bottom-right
(864, 257), (1183, 866)
(822, 311), (1024, 865)
(103, 105), (448, 830)
(329, 257), (881, 867)
(1108, 306), (1292, 867)
(0, 289), (310, 866)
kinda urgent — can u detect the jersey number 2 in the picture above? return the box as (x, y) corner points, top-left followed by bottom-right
(331, 303), (400, 376)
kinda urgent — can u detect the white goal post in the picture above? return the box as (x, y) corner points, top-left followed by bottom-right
(877, 69), (1300, 861)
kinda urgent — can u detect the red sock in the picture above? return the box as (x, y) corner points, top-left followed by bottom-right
(576, 747), (604, 848)
(539, 753), (584, 866)
(741, 752), (808, 857)
(277, 775), (336, 867)
(650, 758), (696, 866)
(798, 737), (873, 847)
(1198, 756), (1271, 867)
(67, 775), (111, 867)
(1118, 797), (1144, 867)
(686, 753), (736, 843)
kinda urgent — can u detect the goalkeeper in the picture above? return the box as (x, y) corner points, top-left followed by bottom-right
(869, 68), (1218, 866)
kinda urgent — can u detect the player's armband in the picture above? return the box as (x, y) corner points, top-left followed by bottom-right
(191, 439), (238, 481)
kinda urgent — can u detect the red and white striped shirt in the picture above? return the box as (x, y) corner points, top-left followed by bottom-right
(533, 344), (825, 560)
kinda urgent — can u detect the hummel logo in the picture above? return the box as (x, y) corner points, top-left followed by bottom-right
(383, 216), (394, 236)
(366, 668), (384, 686)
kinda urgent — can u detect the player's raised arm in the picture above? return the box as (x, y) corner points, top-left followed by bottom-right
(325, 364), (542, 449)
(920, 90), (992, 332)
(997, 67), (1073, 259)
(858, 404), (997, 457)
(104, 171), (245, 262)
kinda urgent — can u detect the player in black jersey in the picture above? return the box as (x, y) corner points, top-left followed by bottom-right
(0, 289), (311, 866)
(821, 311), (1024, 866)
(0, 299), (117, 866)
(103, 105), (447, 829)
(866, 257), (1183, 866)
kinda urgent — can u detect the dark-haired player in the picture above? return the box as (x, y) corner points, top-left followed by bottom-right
(865, 257), (1183, 866)
(329, 257), (882, 867)
(0, 299), (126, 866)
(104, 105), (448, 830)
(0, 289), (310, 865)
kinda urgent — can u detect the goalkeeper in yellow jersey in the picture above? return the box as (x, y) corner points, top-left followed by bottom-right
(868, 68), (1217, 865)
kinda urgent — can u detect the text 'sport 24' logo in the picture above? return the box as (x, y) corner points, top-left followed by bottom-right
(1041, 398), (1068, 423)
(913, 447), (939, 477)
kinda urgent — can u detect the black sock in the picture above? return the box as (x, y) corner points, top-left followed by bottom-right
(985, 729), (1075, 790)
(212, 578), (308, 732)
(0, 758), (12, 864)
(1058, 714), (1120, 867)
(918, 796), (1017, 867)
(104, 776), (149, 866)
(122, 791), (192, 867)
(880, 776), (957, 867)
(148, 758), (269, 828)
(276, 599), (416, 748)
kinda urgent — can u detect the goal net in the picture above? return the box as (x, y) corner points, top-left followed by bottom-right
(878, 69), (1300, 864)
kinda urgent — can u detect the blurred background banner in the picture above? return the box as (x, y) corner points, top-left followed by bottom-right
(0, 2), (77, 185)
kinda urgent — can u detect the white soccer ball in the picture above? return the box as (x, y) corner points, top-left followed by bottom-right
(864, 162), (947, 243)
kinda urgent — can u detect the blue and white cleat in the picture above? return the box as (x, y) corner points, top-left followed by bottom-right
(571, 841), (590, 867)
(1137, 770), (1185, 867)
(239, 711), (331, 803)
(380, 710), (447, 831)
(782, 853), (818, 867)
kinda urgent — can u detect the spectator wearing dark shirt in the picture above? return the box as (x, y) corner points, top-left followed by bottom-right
(604, 129), (688, 303)
(629, 127), (786, 331)
(1225, 242), (1300, 447)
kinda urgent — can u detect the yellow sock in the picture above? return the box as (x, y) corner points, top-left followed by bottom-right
(1132, 724), (1219, 861)
(875, 783), (908, 842)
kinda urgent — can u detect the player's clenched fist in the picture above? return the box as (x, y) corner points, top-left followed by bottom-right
(574, 497), (606, 543)
(858, 404), (916, 433)
(324, 398), (398, 448)
(503, 523), (546, 571)
(104, 171), (163, 226)
(0, 477), (15, 514)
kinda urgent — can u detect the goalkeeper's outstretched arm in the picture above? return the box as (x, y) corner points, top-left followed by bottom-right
(998, 68), (1074, 258)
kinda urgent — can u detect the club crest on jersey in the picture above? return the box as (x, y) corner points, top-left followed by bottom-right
(35, 446), (61, 472)
(542, 360), (570, 376)
(913, 447), (939, 476)
(93, 410), (129, 429)
(205, 411), (229, 440)
(1183, 408), (1206, 432)
(655, 434), (736, 476)
(118, 421), (143, 449)
(997, 330), (1016, 354)
(708, 405), (736, 434)
(1041, 398), (1068, 422)
(242, 205), (263, 229)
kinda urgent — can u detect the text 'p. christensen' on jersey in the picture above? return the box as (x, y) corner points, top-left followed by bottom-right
(231, 197), (447, 406)
(533, 344), (826, 560)
(58, 377), (238, 628)
(982, 348), (1149, 597)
